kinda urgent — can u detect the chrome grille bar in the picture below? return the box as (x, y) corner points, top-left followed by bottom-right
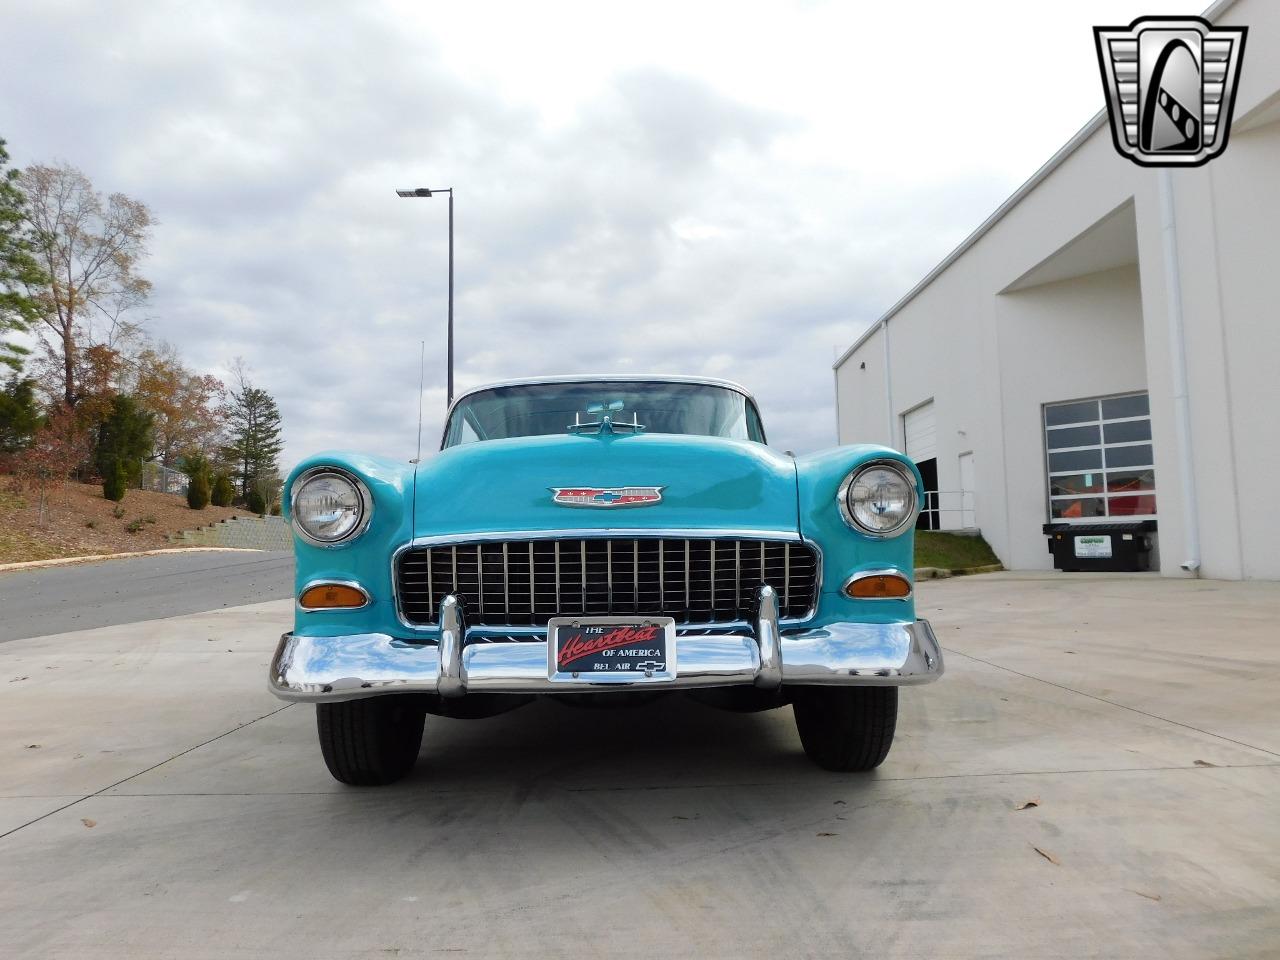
(784, 542), (791, 610)
(397, 536), (818, 628)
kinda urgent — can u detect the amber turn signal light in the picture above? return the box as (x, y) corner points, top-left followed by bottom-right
(299, 583), (368, 610)
(845, 573), (911, 599)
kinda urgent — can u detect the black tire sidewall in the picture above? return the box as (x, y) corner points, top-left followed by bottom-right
(792, 686), (898, 772)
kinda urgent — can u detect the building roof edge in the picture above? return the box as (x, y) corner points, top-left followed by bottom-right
(832, 0), (1239, 371)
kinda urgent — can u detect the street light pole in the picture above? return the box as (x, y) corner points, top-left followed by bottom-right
(395, 186), (454, 405)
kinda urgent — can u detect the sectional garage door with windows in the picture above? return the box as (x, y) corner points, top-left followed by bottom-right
(1043, 392), (1156, 521)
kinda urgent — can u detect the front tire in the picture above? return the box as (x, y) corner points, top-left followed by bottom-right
(316, 695), (427, 786)
(792, 686), (898, 772)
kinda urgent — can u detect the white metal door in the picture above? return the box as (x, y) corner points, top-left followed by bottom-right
(958, 452), (976, 528)
(903, 402), (936, 462)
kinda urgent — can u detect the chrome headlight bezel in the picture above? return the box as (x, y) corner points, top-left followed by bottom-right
(290, 467), (374, 548)
(836, 459), (920, 538)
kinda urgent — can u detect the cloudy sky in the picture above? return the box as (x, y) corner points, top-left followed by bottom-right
(3, 0), (1158, 466)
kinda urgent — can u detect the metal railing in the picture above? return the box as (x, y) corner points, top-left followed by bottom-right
(919, 489), (976, 531)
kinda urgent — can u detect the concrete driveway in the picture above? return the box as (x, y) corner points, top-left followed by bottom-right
(1, 572), (1276, 958)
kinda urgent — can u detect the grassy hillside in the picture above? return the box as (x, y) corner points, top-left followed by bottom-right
(915, 531), (1001, 571)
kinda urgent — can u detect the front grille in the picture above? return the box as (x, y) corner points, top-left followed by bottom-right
(395, 537), (819, 627)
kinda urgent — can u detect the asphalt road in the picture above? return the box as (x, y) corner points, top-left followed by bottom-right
(2, 573), (1277, 958)
(0, 551), (294, 643)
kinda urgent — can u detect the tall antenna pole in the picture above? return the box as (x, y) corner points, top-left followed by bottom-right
(415, 340), (425, 463)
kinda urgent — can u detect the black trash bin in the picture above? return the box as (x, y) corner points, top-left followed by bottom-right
(1042, 520), (1156, 572)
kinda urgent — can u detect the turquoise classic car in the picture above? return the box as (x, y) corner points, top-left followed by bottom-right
(270, 375), (943, 785)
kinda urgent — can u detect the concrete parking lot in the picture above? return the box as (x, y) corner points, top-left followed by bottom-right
(1, 570), (1277, 958)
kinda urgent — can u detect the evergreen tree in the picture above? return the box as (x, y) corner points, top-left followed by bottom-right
(0, 138), (45, 371)
(0, 375), (39, 452)
(246, 487), (267, 515)
(210, 473), (234, 507)
(223, 363), (283, 501)
(102, 458), (126, 502)
(180, 449), (212, 509)
(187, 471), (210, 510)
(95, 393), (154, 484)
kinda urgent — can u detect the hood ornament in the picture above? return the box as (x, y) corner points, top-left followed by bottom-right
(551, 486), (664, 508)
(567, 400), (645, 436)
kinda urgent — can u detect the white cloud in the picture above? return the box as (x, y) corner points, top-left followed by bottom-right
(1, 0), (1153, 466)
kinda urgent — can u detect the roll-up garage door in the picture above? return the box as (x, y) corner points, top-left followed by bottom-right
(903, 402), (936, 463)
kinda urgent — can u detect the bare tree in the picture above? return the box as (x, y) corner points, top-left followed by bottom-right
(18, 162), (153, 409)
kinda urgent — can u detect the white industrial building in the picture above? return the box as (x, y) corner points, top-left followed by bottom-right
(833, 0), (1278, 580)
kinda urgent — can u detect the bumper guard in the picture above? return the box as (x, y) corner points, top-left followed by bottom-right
(269, 585), (943, 702)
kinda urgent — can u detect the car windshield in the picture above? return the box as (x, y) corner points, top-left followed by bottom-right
(443, 380), (766, 447)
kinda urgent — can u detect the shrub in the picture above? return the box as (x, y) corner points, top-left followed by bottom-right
(111, 505), (125, 519)
(246, 488), (267, 515)
(102, 459), (127, 502)
(85, 519), (97, 529)
(187, 472), (210, 510)
(269, 500), (282, 516)
(125, 518), (144, 534)
(210, 474), (234, 507)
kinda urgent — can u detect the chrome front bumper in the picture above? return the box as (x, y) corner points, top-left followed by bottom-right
(269, 586), (944, 703)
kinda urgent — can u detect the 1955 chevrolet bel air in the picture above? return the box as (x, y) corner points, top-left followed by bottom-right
(270, 375), (943, 785)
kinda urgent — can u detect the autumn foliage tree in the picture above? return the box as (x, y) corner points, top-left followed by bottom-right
(18, 162), (153, 410)
(132, 342), (226, 463)
(11, 405), (91, 523)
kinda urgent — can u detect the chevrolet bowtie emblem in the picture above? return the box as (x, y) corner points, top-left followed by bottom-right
(551, 487), (664, 508)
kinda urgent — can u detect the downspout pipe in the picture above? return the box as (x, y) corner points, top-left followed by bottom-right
(1157, 169), (1201, 574)
(882, 318), (896, 450)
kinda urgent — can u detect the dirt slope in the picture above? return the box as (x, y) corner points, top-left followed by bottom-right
(0, 481), (247, 564)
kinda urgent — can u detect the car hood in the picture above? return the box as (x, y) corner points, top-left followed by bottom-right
(412, 432), (799, 537)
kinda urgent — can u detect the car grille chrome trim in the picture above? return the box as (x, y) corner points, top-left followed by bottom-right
(395, 534), (820, 628)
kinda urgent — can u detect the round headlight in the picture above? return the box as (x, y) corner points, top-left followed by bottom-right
(291, 468), (371, 546)
(838, 461), (918, 537)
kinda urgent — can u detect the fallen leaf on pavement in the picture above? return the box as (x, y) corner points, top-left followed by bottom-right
(671, 814), (699, 821)
(1032, 846), (1060, 865)
(833, 800), (846, 805)
(81, 819), (96, 828)
(1129, 890), (1161, 901)
(9, 677), (28, 683)
(1193, 760), (1218, 767)
(817, 832), (838, 837)
(26, 744), (41, 749)
(1015, 798), (1040, 811)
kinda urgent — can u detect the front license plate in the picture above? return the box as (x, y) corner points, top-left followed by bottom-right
(547, 616), (677, 684)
